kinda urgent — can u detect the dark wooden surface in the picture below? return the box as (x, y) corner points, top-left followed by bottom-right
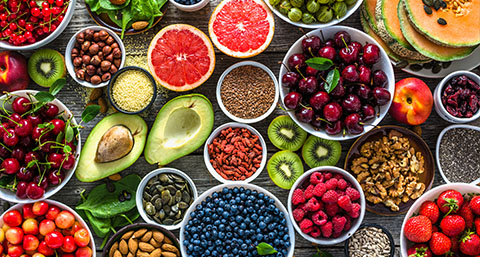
(1, 0), (480, 256)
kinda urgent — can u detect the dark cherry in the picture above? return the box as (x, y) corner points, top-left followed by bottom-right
(306, 66), (319, 77)
(358, 65), (372, 84)
(329, 78), (345, 98)
(363, 44), (380, 65)
(288, 53), (306, 70)
(11, 147), (25, 162)
(310, 115), (323, 129)
(361, 104), (376, 121)
(302, 35), (322, 55)
(25, 152), (41, 167)
(324, 39), (335, 47)
(296, 108), (314, 123)
(342, 94), (362, 113)
(325, 120), (343, 135)
(318, 46), (336, 60)
(16, 167), (34, 181)
(357, 84), (372, 100)
(8, 113), (22, 128)
(373, 87), (391, 105)
(350, 41), (362, 53)
(61, 154), (75, 170)
(50, 119), (65, 135)
(14, 119), (33, 137)
(40, 141), (55, 154)
(47, 153), (63, 169)
(2, 158), (20, 174)
(48, 170), (65, 186)
(373, 70), (388, 87)
(342, 65), (359, 82)
(42, 103), (59, 118)
(298, 77), (318, 94)
(27, 115), (42, 128)
(344, 113), (364, 135)
(334, 31), (351, 48)
(34, 175), (48, 190)
(0, 145), (8, 159)
(3, 128), (19, 147)
(282, 72), (300, 89)
(339, 45), (358, 64)
(323, 102), (343, 122)
(284, 92), (302, 109)
(19, 136), (33, 148)
(309, 91), (330, 111)
(32, 126), (46, 140)
(12, 97), (31, 115)
(26, 182), (45, 199)
(16, 181), (28, 199)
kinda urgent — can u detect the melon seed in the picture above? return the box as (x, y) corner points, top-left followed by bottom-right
(422, 0), (433, 6)
(437, 18), (447, 25)
(433, 0), (440, 10)
(424, 5), (432, 14)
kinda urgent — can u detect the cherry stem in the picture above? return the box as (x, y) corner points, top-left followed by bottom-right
(278, 61), (291, 72)
(0, 125), (12, 137)
(0, 141), (12, 152)
(341, 36), (350, 52)
(320, 30), (325, 42)
(299, 103), (311, 109)
(299, 28), (308, 37)
(295, 67), (306, 80)
(0, 114), (21, 126)
(318, 117), (332, 126)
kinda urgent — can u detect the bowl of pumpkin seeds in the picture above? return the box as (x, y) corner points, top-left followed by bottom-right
(136, 168), (198, 230)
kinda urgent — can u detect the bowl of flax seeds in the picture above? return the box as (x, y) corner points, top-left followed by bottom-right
(217, 61), (279, 123)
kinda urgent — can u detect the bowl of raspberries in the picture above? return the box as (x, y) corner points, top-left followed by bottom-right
(287, 166), (365, 245)
(401, 183), (480, 256)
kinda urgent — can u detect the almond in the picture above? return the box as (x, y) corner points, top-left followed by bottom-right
(98, 97), (108, 113)
(161, 244), (178, 253)
(161, 252), (176, 257)
(121, 230), (134, 240)
(138, 242), (154, 252)
(152, 231), (164, 243)
(140, 231), (152, 242)
(119, 240), (129, 255)
(127, 253), (133, 257)
(89, 88), (103, 101)
(150, 249), (162, 257)
(136, 251), (149, 257)
(162, 236), (172, 245)
(132, 21), (149, 31)
(149, 238), (161, 248)
(128, 238), (138, 254)
(109, 242), (119, 257)
(133, 229), (147, 238)
(113, 250), (122, 257)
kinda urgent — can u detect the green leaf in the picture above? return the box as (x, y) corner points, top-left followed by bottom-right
(256, 242), (277, 255)
(84, 210), (112, 238)
(0, 174), (14, 187)
(324, 68), (340, 94)
(305, 57), (333, 71)
(65, 124), (74, 143)
(81, 105), (101, 124)
(34, 91), (55, 103)
(26, 160), (37, 169)
(111, 208), (140, 227)
(63, 145), (72, 154)
(56, 131), (64, 143)
(49, 78), (66, 96)
(313, 249), (334, 257)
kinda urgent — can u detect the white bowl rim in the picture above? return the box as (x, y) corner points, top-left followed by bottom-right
(265, 0), (364, 29)
(168, 0), (210, 12)
(399, 183), (480, 257)
(65, 25), (126, 88)
(278, 25), (395, 141)
(135, 167), (198, 231)
(435, 124), (480, 184)
(216, 60), (279, 124)
(179, 182), (296, 257)
(0, 0), (77, 50)
(0, 199), (96, 257)
(287, 166), (366, 245)
(434, 70), (480, 123)
(0, 90), (81, 203)
(203, 122), (267, 184)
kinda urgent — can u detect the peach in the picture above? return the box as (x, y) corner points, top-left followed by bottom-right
(389, 78), (433, 125)
(0, 51), (29, 93)
(22, 219), (39, 235)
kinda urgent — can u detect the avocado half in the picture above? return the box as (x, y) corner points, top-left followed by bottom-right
(144, 94), (214, 165)
(76, 113), (148, 182)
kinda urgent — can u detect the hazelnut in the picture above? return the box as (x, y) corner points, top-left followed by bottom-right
(105, 53), (114, 62)
(98, 51), (104, 59)
(93, 32), (100, 42)
(102, 73), (112, 82)
(101, 60), (111, 72)
(113, 59), (121, 68)
(82, 55), (91, 65)
(85, 74), (91, 82)
(111, 43), (119, 49)
(96, 67), (103, 75)
(97, 41), (106, 48)
(73, 57), (83, 67)
(79, 50), (85, 56)
(110, 64), (118, 74)
(102, 46), (112, 56)
(76, 69), (85, 80)
(81, 41), (91, 51)
(89, 44), (100, 55)
(84, 29), (94, 40)
(99, 30), (109, 41)
(106, 36), (115, 45)
(91, 55), (102, 66)
(86, 65), (96, 76)
(91, 75), (102, 85)
(72, 48), (79, 55)
(112, 48), (122, 59)
(76, 32), (85, 43)
(74, 41), (80, 49)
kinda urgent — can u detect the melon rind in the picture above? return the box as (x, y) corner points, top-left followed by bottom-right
(361, 0), (378, 33)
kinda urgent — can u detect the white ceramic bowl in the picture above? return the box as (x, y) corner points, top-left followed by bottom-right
(265, 0), (363, 29)
(0, 199), (96, 257)
(433, 70), (480, 123)
(136, 167), (198, 231)
(65, 26), (125, 88)
(436, 124), (480, 184)
(279, 26), (395, 141)
(288, 166), (366, 245)
(217, 61), (279, 124)
(179, 182), (295, 257)
(0, 0), (76, 50)
(169, 0), (209, 12)
(203, 122), (267, 184)
(0, 90), (81, 203)
(400, 183), (480, 257)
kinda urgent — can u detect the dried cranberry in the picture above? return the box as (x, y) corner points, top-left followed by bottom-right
(446, 105), (458, 116)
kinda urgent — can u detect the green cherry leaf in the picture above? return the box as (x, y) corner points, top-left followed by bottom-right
(34, 91), (55, 103)
(65, 124), (74, 143)
(324, 68), (340, 94)
(256, 242), (277, 255)
(305, 57), (334, 71)
(49, 78), (67, 96)
(81, 105), (101, 124)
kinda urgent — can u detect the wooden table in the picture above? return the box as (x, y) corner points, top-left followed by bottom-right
(1, 0), (479, 256)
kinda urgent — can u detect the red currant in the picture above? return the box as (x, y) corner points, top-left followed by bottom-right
(31, 7), (41, 17)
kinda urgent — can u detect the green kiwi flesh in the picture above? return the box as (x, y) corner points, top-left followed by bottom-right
(267, 115), (307, 151)
(302, 135), (341, 168)
(28, 49), (66, 87)
(267, 150), (304, 189)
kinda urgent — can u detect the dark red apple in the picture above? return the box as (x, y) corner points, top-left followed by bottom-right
(0, 51), (29, 93)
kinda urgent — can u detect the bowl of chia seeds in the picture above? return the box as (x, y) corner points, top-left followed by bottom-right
(136, 168), (198, 230)
(436, 124), (480, 184)
(217, 61), (279, 124)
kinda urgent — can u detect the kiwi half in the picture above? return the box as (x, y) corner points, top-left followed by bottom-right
(268, 115), (307, 151)
(267, 150), (304, 189)
(28, 49), (66, 87)
(302, 135), (341, 168)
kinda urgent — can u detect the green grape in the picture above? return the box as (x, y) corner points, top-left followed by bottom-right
(288, 7), (303, 22)
(333, 1), (347, 19)
(290, 0), (303, 8)
(302, 12), (316, 23)
(318, 0), (329, 3)
(315, 5), (333, 23)
(306, 0), (320, 13)
(270, 0), (281, 6)
(279, 0), (292, 15)
(345, 0), (356, 5)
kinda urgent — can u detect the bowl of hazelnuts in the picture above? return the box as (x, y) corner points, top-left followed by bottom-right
(65, 26), (125, 88)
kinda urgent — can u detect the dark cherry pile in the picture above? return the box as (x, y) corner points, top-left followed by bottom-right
(0, 95), (77, 200)
(282, 31), (391, 135)
(441, 75), (479, 118)
(0, 0), (70, 46)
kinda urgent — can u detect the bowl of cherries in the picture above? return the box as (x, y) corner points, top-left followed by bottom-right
(279, 26), (395, 140)
(0, 0), (76, 50)
(0, 90), (80, 203)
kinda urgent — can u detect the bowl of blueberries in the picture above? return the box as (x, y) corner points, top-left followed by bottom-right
(179, 183), (295, 257)
(170, 0), (209, 12)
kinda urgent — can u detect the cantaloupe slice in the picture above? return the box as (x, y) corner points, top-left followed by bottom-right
(361, 0), (378, 32)
(399, 1), (477, 62)
(404, 0), (480, 47)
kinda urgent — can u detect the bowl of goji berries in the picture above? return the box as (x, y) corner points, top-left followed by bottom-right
(204, 122), (267, 184)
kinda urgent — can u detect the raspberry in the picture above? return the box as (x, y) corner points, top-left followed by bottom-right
(347, 203), (361, 218)
(344, 216), (352, 231)
(324, 172), (333, 180)
(310, 172), (324, 184)
(325, 202), (340, 217)
(292, 208), (305, 222)
(345, 187), (360, 201)
(298, 203), (306, 211)
(333, 173), (343, 180)
(337, 179), (348, 190)
(321, 190), (339, 204)
(310, 226), (321, 238)
(305, 197), (322, 212)
(321, 221), (333, 238)
(313, 183), (327, 197)
(336, 189), (345, 197)
(304, 184), (315, 199)
(333, 230), (342, 238)
(292, 188), (306, 206)
(332, 215), (347, 235)
(299, 219), (313, 234)
(325, 178), (338, 190)
(312, 210), (328, 226)
(337, 195), (353, 212)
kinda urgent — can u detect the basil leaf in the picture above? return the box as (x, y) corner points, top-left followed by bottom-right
(305, 57), (333, 71)
(34, 91), (55, 103)
(256, 242), (277, 255)
(82, 105), (101, 124)
(49, 78), (66, 96)
(324, 69), (340, 94)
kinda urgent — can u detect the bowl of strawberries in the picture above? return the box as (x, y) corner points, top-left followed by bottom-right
(401, 183), (480, 257)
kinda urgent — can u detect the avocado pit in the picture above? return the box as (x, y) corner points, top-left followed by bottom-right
(95, 125), (134, 163)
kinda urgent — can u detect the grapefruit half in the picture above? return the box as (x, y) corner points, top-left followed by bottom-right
(147, 24), (216, 92)
(208, 0), (275, 58)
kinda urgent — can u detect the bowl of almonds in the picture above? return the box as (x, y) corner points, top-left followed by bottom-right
(102, 223), (180, 257)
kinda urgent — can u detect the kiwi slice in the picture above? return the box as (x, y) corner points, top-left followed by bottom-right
(267, 150), (304, 189)
(302, 135), (341, 168)
(28, 49), (66, 87)
(268, 115), (307, 151)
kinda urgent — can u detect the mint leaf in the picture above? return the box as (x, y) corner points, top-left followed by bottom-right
(305, 57), (333, 71)
(49, 78), (66, 96)
(35, 91), (55, 103)
(256, 242), (277, 255)
(324, 68), (340, 93)
(82, 105), (101, 124)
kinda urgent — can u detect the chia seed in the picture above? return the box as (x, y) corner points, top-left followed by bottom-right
(439, 128), (480, 183)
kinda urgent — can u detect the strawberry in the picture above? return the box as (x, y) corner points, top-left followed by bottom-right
(450, 235), (460, 253)
(404, 215), (433, 243)
(437, 189), (464, 215)
(475, 217), (480, 236)
(459, 200), (474, 229)
(407, 244), (432, 257)
(429, 232), (451, 255)
(419, 200), (440, 224)
(460, 231), (480, 255)
(470, 196), (480, 216)
(440, 215), (466, 237)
